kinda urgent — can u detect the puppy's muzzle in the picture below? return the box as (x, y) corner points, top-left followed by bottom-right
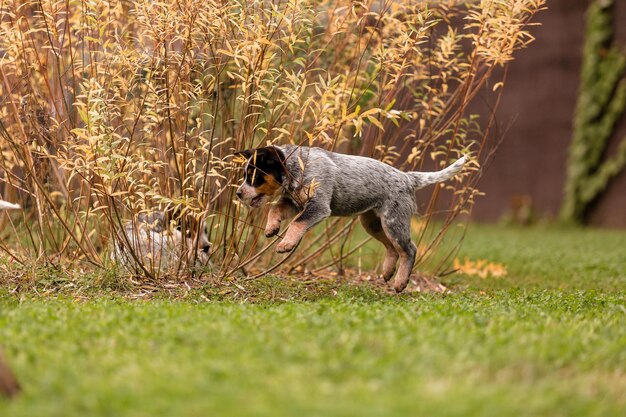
(236, 184), (266, 207)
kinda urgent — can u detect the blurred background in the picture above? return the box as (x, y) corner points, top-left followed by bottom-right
(472, 0), (626, 228)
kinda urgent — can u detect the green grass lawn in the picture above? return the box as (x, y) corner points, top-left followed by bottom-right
(1, 224), (625, 416)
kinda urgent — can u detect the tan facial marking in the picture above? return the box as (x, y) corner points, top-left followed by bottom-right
(256, 174), (281, 196)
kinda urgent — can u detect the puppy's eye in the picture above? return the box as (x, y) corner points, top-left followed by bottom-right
(246, 167), (259, 185)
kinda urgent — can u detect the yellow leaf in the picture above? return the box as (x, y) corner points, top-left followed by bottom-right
(297, 156), (305, 172)
(367, 116), (384, 131)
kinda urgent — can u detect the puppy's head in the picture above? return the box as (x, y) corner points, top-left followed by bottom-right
(162, 209), (212, 257)
(234, 146), (285, 208)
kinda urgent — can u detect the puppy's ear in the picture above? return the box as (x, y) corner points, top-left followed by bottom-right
(233, 146), (285, 166)
(256, 146), (285, 166)
(163, 205), (184, 229)
(233, 149), (255, 159)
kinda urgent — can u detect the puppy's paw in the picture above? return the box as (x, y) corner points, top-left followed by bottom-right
(382, 274), (394, 283)
(265, 225), (280, 238)
(381, 268), (396, 282)
(393, 278), (410, 293)
(276, 240), (296, 253)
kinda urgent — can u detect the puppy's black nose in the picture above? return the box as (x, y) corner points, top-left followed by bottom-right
(202, 244), (211, 253)
(236, 190), (243, 199)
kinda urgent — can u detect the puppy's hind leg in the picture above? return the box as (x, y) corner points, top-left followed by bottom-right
(380, 206), (417, 293)
(360, 211), (398, 281)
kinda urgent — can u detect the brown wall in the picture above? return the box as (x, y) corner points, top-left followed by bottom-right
(470, 0), (626, 227)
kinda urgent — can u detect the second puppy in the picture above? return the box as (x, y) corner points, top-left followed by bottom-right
(111, 210), (212, 273)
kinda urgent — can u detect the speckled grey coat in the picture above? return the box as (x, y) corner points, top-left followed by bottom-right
(278, 145), (465, 217)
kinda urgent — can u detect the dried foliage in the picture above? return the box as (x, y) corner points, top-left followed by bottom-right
(453, 257), (507, 279)
(0, 0), (544, 285)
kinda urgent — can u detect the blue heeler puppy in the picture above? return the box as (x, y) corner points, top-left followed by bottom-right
(234, 145), (467, 292)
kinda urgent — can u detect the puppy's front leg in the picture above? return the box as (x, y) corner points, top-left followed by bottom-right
(265, 198), (297, 238)
(276, 200), (330, 253)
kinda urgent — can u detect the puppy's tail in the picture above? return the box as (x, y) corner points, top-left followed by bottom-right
(0, 200), (20, 210)
(409, 156), (467, 190)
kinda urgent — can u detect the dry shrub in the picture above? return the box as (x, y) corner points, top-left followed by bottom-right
(0, 0), (544, 284)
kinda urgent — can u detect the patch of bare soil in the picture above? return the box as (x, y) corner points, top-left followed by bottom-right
(304, 269), (451, 294)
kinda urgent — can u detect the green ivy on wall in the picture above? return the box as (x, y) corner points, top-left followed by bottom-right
(560, 0), (626, 224)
